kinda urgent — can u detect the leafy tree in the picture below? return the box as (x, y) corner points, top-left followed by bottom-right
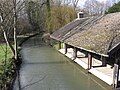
(26, 1), (45, 32)
(45, 5), (76, 33)
(106, 1), (120, 14)
(46, 0), (51, 12)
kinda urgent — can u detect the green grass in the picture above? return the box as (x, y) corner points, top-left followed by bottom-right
(0, 44), (12, 65)
(0, 44), (14, 87)
(53, 43), (64, 50)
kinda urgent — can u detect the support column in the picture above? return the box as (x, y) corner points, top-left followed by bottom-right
(73, 47), (77, 60)
(65, 43), (68, 54)
(58, 41), (61, 49)
(101, 56), (106, 66)
(85, 52), (88, 57)
(113, 58), (119, 89)
(88, 53), (92, 70)
(113, 64), (119, 88)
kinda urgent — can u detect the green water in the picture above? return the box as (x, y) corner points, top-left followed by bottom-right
(13, 38), (112, 90)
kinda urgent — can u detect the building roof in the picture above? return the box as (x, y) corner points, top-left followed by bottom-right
(65, 12), (120, 56)
(50, 17), (89, 41)
(51, 15), (104, 42)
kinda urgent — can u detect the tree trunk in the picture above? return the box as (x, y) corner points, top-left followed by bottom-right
(0, 24), (15, 56)
(13, 0), (18, 60)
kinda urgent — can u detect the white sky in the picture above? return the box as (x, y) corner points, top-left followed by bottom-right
(97, 0), (107, 2)
(78, 0), (107, 7)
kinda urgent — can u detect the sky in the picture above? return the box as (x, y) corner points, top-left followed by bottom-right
(78, 0), (107, 7)
(97, 0), (107, 2)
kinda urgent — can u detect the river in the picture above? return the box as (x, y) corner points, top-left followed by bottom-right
(13, 37), (112, 90)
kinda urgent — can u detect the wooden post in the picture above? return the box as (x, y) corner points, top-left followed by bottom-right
(73, 47), (77, 60)
(113, 64), (119, 88)
(59, 41), (61, 49)
(90, 55), (92, 69)
(65, 44), (67, 54)
(88, 53), (92, 70)
(85, 52), (88, 57)
(88, 54), (90, 70)
(101, 56), (106, 66)
(113, 58), (119, 89)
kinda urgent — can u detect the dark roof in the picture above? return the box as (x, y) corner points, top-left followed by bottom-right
(50, 17), (89, 41)
(51, 15), (104, 42)
(61, 15), (104, 41)
(65, 12), (120, 56)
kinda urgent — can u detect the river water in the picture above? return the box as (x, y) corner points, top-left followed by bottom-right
(13, 38), (112, 90)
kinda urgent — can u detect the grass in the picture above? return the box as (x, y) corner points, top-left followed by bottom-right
(53, 43), (64, 50)
(0, 44), (12, 65)
(0, 43), (14, 89)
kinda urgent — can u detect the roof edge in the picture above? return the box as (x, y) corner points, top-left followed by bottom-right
(65, 43), (109, 57)
(108, 42), (120, 55)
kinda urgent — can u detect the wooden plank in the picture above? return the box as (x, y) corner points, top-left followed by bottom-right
(88, 53), (92, 70)
(73, 47), (77, 60)
(65, 44), (68, 54)
(101, 56), (106, 66)
(108, 43), (120, 55)
(59, 41), (61, 49)
(113, 64), (119, 88)
(90, 55), (92, 69)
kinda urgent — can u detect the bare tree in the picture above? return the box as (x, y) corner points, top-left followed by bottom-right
(13, 0), (18, 60)
(83, 0), (107, 16)
(72, 0), (79, 9)
(0, 0), (27, 60)
(0, 0), (15, 55)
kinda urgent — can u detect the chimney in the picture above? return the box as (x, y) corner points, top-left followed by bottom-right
(77, 11), (84, 19)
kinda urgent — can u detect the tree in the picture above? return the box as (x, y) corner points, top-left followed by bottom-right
(72, 0), (80, 9)
(46, 0), (51, 12)
(106, 1), (120, 14)
(51, 0), (80, 9)
(0, 0), (27, 89)
(83, 0), (106, 15)
(0, 0), (15, 57)
(45, 5), (76, 33)
(25, 0), (47, 33)
(0, 0), (26, 60)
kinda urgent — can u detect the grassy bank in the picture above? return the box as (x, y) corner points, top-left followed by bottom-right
(0, 44), (12, 63)
(0, 44), (14, 89)
(53, 43), (64, 50)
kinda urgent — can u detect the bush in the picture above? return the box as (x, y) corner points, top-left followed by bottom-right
(0, 44), (15, 89)
(0, 58), (15, 89)
(106, 2), (120, 14)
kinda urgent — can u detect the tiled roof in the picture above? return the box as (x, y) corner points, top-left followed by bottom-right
(65, 12), (120, 55)
(50, 17), (89, 41)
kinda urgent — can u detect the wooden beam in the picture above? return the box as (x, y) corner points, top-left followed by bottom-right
(90, 55), (92, 69)
(73, 47), (77, 60)
(101, 56), (106, 66)
(65, 43), (68, 54)
(88, 53), (92, 70)
(59, 41), (61, 49)
(85, 52), (88, 57)
(108, 43), (120, 55)
(113, 64), (119, 88)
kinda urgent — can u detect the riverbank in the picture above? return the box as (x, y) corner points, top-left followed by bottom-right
(58, 48), (117, 86)
(0, 43), (22, 90)
(0, 44), (14, 89)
